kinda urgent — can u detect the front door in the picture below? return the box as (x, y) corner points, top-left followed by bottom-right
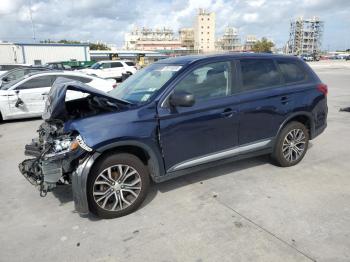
(158, 61), (240, 172)
(7, 75), (54, 118)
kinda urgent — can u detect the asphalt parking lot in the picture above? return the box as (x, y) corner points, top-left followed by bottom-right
(1, 61), (350, 262)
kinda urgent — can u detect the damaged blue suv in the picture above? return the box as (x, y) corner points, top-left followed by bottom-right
(19, 54), (328, 218)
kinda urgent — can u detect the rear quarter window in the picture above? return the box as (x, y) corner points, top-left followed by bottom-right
(125, 62), (135, 66)
(276, 60), (307, 84)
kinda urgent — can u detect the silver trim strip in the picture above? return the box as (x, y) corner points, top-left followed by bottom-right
(168, 139), (272, 172)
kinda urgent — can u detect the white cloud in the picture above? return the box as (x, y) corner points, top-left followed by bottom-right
(243, 13), (259, 23)
(0, 0), (348, 50)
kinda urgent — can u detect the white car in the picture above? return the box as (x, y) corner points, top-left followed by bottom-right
(0, 71), (116, 121)
(80, 60), (137, 80)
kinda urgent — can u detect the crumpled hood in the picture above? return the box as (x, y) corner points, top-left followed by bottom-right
(42, 77), (122, 121)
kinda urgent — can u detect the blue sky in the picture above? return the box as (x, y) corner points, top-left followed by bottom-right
(0, 0), (349, 50)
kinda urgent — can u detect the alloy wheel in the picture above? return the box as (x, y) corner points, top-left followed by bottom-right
(93, 164), (142, 211)
(282, 128), (307, 162)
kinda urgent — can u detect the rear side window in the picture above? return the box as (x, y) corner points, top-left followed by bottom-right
(111, 62), (123, 68)
(240, 59), (281, 91)
(276, 60), (307, 84)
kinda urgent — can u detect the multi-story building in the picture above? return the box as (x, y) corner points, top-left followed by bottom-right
(243, 35), (258, 51)
(287, 16), (324, 55)
(194, 9), (216, 53)
(124, 27), (182, 51)
(216, 27), (241, 51)
(179, 28), (195, 50)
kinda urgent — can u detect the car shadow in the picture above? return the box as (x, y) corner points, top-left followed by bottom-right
(51, 154), (277, 221)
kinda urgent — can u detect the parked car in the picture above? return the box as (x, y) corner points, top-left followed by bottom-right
(80, 60), (137, 80)
(0, 67), (52, 87)
(19, 54), (327, 219)
(45, 62), (72, 70)
(300, 54), (314, 61)
(0, 64), (31, 76)
(0, 71), (116, 121)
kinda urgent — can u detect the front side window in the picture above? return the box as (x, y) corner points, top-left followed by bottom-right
(277, 60), (307, 84)
(240, 59), (281, 91)
(17, 75), (53, 90)
(125, 62), (135, 66)
(109, 63), (181, 104)
(174, 61), (232, 103)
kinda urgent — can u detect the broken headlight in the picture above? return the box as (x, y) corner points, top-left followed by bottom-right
(48, 135), (92, 157)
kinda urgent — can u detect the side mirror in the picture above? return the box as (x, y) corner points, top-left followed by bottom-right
(169, 91), (195, 107)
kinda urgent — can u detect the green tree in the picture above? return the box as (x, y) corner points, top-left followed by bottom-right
(252, 37), (274, 53)
(89, 43), (111, 50)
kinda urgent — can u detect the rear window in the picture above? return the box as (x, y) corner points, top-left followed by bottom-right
(276, 60), (307, 84)
(0, 65), (20, 70)
(240, 59), (281, 91)
(125, 62), (135, 66)
(55, 75), (92, 84)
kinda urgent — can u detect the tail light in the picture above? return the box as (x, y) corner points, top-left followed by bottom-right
(112, 84), (117, 89)
(317, 83), (328, 96)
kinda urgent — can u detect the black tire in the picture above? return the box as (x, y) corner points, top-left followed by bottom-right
(272, 121), (309, 167)
(87, 153), (150, 219)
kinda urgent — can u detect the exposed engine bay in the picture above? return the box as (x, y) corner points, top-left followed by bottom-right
(18, 80), (126, 196)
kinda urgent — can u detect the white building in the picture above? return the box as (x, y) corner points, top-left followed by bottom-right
(124, 27), (178, 50)
(216, 27), (241, 51)
(0, 42), (90, 65)
(194, 9), (216, 53)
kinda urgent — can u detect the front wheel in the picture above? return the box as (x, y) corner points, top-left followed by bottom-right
(272, 121), (309, 167)
(87, 153), (150, 219)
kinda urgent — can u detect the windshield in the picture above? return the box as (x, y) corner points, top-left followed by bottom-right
(109, 63), (182, 104)
(0, 75), (28, 90)
(90, 62), (102, 69)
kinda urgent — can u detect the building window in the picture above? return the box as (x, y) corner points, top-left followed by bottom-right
(207, 32), (209, 34)
(201, 26), (204, 29)
(208, 18), (210, 21)
(207, 46), (209, 49)
(207, 26), (210, 29)
(201, 18), (204, 21)
(201, 32), (203, 34)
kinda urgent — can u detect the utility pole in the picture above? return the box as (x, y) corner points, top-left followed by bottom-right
(29, 0), (36, 41)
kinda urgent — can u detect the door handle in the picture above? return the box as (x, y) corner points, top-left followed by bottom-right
(221, 108), (235, 118)
(280, 96), (290, 104)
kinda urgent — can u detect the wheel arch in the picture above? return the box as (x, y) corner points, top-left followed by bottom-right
(276, 112), (314, 140)
(94, 141), (164, 182)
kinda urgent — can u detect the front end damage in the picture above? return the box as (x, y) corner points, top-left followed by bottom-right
(18, 79), (128, 211)
(19, 121), (91, 196)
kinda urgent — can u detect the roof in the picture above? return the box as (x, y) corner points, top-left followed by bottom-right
(154, 53), (298, 65)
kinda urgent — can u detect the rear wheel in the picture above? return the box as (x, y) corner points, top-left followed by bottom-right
(272, 121), (309, 167)
(87, 153), (150, 219)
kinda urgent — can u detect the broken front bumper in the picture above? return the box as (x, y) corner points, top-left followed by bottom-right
(18, 143), (86, 196)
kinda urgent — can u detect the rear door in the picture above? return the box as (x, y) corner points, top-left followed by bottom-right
(7, 75), (54, 117)
(158, 61), (240, 172)
(237, 58), (295, 145)
(110, 62), (125, 78)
